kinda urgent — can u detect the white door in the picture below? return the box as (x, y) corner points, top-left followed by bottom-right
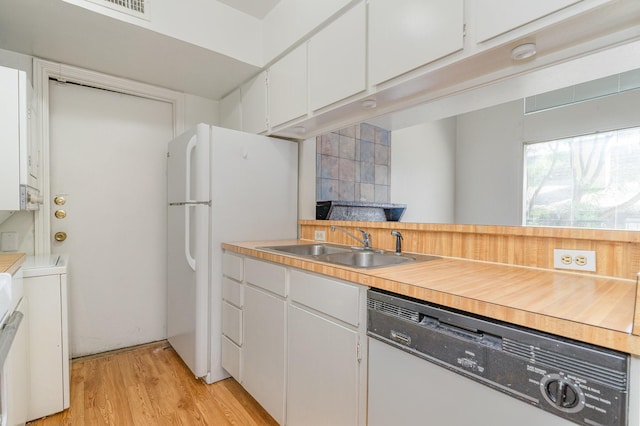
(49, 81), (173, 357)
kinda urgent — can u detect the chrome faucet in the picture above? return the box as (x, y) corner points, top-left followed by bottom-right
(330, 225), (372, 250)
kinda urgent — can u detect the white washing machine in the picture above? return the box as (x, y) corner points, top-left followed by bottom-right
(23, 254), (69, 422)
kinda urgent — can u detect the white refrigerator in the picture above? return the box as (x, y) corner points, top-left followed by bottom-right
(167, 124), (298, 384)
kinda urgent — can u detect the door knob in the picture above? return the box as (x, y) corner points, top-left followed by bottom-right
(54, 210), (67, 219)
(54, 196), (66, 206)
(54, 232), (67, 242)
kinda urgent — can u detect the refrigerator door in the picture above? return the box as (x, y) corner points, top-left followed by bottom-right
(167, 124), (211, 380)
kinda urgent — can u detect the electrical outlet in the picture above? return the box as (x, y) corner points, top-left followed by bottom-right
(314, 230), (326, 241)
(553, 249), (596, 272)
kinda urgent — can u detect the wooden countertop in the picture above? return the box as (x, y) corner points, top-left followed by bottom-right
(222, 240), (640, 355)
(0, 252), (26, 275)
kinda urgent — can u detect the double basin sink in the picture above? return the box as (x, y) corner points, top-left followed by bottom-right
(259, 243), (439, 269)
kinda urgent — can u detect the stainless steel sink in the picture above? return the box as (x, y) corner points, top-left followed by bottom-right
(259, 243), (439, 269)
(260, 243), (352, 256)
(321, 251), (417, 268)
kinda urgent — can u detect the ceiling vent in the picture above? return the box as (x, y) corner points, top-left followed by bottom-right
(88, 0), (148, 19)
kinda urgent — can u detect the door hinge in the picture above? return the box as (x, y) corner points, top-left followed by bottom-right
(357, 342), (362, 362)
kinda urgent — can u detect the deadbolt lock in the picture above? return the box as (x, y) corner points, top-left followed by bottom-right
(54, 210), (67, 219)
(54, 196), (66, 206)
(54, 231), (67, 242)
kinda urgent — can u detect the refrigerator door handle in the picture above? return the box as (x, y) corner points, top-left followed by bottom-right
(185, 135), (197, 202)
(184, 135), (197, 271)
(184, 135), (198, 271)
(185, 205), (196, 271)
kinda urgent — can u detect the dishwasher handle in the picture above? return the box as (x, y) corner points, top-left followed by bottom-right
(0, 310), (24, 368)
(421, 315), (501, 348)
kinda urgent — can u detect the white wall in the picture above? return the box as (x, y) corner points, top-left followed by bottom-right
(184, 93), (220, 128)
(455, 100), (523, 226)
(390, 119), (456, 223)
(0, 48), (31, 78)
(298, 137), (317, 220)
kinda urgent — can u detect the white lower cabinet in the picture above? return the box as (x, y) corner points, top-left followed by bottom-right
(287, 305), (362, 426)
(242, 258), (287, 425)
(24, 269), (69, 421)
(221, 252), (367, 425)
(287, 269), (367, 426)
(243, 285), (286, 424)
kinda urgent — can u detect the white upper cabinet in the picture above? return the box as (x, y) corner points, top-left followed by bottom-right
(308, 1), (366, 111)
(241, 72), (268, 134)
(368, 0), (464, 86)
(268, 44), (308, 128)
(474, 0), (581, 43)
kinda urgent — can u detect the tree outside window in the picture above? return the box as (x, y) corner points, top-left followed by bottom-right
(524, 127), (640, 229)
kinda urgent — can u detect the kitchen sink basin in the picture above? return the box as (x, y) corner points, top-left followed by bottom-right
(259, 243), (439, 269)
(260, 243), (352, 256)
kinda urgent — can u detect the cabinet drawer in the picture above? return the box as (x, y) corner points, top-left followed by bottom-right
(245, 258), (286, 297)
(222, 276), (242, 308)
(289, 269), (360, 326)
(222, 301), (242, 345)
(221, 335), (241, 381)
(222, 252), (244, 282)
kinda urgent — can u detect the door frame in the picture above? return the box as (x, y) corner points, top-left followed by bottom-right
(33, 59), (186, 254)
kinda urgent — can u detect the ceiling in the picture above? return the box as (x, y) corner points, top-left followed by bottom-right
(0, 0), (272, 100)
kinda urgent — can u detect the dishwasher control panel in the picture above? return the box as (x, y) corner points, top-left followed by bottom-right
(367, 289), (629, 426)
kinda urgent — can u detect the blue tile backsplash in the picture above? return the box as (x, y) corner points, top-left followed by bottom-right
(317, 123), (391, 203)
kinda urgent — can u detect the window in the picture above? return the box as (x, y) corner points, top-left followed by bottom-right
(524, 127), (640, 229)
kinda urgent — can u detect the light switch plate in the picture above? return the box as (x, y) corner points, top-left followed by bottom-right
(314, 230), (326, 241)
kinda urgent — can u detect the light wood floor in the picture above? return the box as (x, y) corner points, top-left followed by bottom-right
(27, 341), (278, 426)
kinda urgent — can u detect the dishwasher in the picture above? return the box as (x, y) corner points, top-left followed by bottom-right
(367, 289), (630, 426)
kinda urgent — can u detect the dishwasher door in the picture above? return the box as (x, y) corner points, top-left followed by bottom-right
(368, 337), (576, 426)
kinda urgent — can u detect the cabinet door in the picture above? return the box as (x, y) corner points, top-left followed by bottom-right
(287, 304), (360, 426)
(309, 1), (366, 111)
(268, 44), (307, 128)
(369, 0), (464, 85)
(243, 285), (286, 424)
(241, 72), (268, 134)
(474, 0), (580, 42)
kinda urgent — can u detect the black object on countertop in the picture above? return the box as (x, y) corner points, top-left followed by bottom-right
(316, 201), (406, 222)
